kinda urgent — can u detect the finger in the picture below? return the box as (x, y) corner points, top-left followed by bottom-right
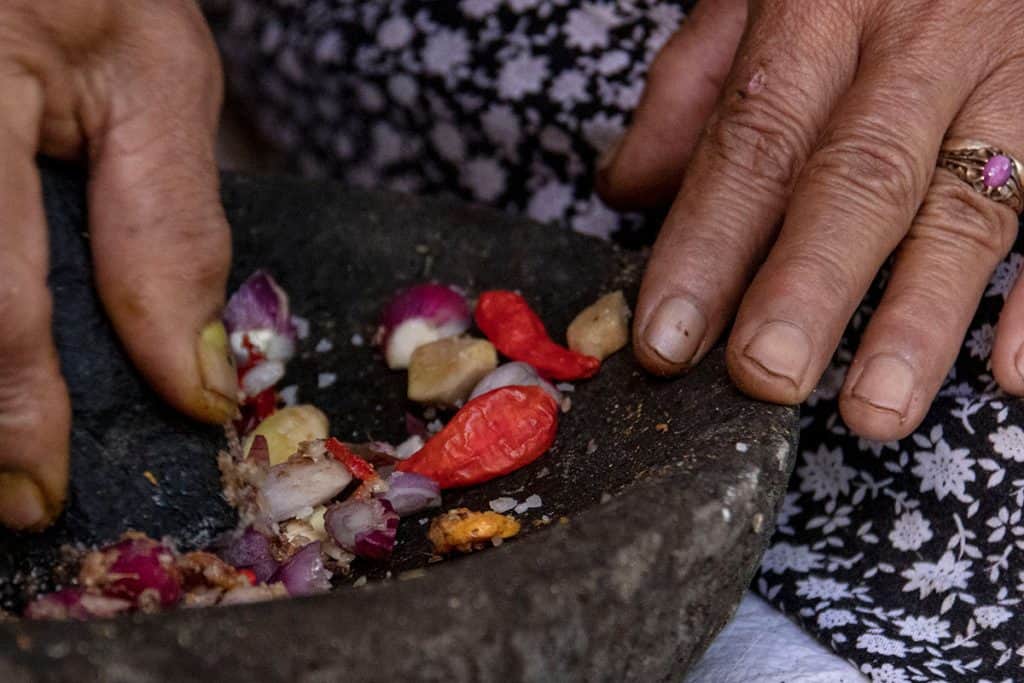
(845, 69), (1024, 439)
(633, 3), (858, 376)
(725, 48), (974, 406)
(0, 68), (70, 529)
(597, 0), (747, 209)
(86, 7), (237, 424)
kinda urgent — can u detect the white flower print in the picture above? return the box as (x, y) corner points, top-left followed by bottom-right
(888, 510), (934, 552)
(371, 121), (412, 167)
(795, 576), (853, 601)
(507, 0), (541, 11)
(376, 15), (414, 50)
(966, 323), (995, 360)
(460, 157), (506, 202)
(480, 104), (522, 159)
(461, 0), (501, 20)
(580, 112), (625, 152)
(990, 425), (1024, 463)
(986, 506), (1023, 543)
(596, 50), (630, 75)
(797, 445), (857, 501)
(861, 662), (911, 683)
(498, 52), (549, 99)
(539, 125), (572, 154)
(986, 252), (1023, 299)
(774, 493), (802, 535)
(430, 123), (466, 163)
(760, 542), (825, 574)
(387, 74), (419, 107)
(570, 197), (619, 239)
(894, 615), (950, 644)
(817, 608), (858, 629)
(564, 3), (618, 51)
(423, 29), (471, 76)
(313, 30), (343, 64)
(806, 364), (847, 407)
(901, 551), (973, 599)
(527, 181), (573, 223)
(550, 70), (588, 107)
(974, 605), (1013, 629)
(856, 633), (907, 657)
(912, 440), (976, 502)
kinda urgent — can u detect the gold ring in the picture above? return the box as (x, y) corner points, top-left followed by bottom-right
(938, 138), (1024, 213)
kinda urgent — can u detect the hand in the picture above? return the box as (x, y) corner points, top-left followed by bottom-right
(599, 0), (1024, 441)
(0, 1), (236, 530)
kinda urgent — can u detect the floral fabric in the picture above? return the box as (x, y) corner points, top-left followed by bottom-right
(212, 2), (1024, 680)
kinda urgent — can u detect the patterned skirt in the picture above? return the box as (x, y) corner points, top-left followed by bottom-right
(212, 2), (1024, 680)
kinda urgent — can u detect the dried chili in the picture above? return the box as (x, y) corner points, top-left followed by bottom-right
(397, 385), (558, 488)
(326, 438), (377, 481)
(474, 290), (600, 381)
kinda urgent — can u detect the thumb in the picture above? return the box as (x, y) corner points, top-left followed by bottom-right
(597, 0), (747, 210)
(86, 6), (238, 424)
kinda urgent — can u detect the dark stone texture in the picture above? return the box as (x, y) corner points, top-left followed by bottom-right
(0, 161), (799, 681)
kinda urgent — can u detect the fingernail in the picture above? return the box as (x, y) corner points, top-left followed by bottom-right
(597, 133), (625, 173)
(197, 321), (239, 422)
(0, 472), (48, 530)
(851, 354), (914, 418)
(743, 321), (811, 388)
(644, 296), (707, 366)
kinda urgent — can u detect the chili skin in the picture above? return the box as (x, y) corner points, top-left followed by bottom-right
(397, 386), (558, 489)
(326, 438), (377, 481)
(474, 290), (600, 381)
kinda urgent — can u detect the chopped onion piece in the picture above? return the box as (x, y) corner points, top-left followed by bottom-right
(216, 527), (279, 583)
(240, 360), (286, 397)
(324, 498), (399, 559)
(79, 534), (181, 608)
(379, 472), (441, 517)
(259, 447), (353, 522)
(224, 271), (298, 367)
(395, 435), (425, 460)
(468, 362), (562, 403)
(379, 284), (471, 369)
(269, 542), (332, 597)
(24, 589), (132, 621)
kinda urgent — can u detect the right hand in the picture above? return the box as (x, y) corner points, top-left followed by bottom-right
(0, 1), (236, 530)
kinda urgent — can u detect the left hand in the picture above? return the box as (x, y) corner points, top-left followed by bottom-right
(599, 0), (1024, 441)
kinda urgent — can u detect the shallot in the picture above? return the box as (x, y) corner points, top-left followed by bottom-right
(324, 498), (399, 560)
(468, 362), (562, 403)
(78, 534), (181, 609)
(224, 271), (298, 367)
(378, 283), (471, 369)
(24, 589), (132, 621)
(217, 527), (280, 583)
(378, 472), (441, 517)
(269, 542), (332, 597)
(258, 443), (353, 522)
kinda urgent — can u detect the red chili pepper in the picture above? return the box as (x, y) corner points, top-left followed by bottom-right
(397, 386), (558, 489)
(475, 290), (600, 381)
(239, 569), (257, 586)
(234, 389), (278, 434)
(326, 438), (377, 481)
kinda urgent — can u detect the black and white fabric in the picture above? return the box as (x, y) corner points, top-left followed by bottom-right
(212, 2), (1024, 680)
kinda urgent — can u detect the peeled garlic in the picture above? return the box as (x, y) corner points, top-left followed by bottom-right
(242, 404), (329, 465)
(567, 290), (631, 360)
(407, 337), (497, 406)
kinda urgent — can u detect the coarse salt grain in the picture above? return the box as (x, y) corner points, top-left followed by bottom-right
(351, 333), (365, 347)
(735, 442), (749, 453)
(426, 419), (444, 434)
(315, 338), (334, 353)
(555, 383), (575, 393)
(279, 384), (299, 406)
(318, 372), (337, 388)
(489, 497), (517, 514)
(291, 316), (310, 339)
(514, 494), (542, 514)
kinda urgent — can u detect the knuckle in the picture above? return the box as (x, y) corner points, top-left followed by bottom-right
(808, 127), (925, 215)
(0, 257), (50, 344)
(922, 175), (1019, 259)
(703, 98), (805, 191)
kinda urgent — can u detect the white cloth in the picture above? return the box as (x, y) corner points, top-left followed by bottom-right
(685, 592), (866, 683)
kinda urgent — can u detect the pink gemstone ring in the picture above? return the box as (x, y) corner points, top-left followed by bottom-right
(938, 139), (1024, 213)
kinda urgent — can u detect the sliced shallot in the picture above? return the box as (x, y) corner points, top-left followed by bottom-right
(379, 472), (441, 517)
(269, 542), (333, 596)
(324, 498), (399, 560)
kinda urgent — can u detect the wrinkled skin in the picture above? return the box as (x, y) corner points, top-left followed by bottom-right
(600, 0), (1024, 442)
(0, 1), (235, 530)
